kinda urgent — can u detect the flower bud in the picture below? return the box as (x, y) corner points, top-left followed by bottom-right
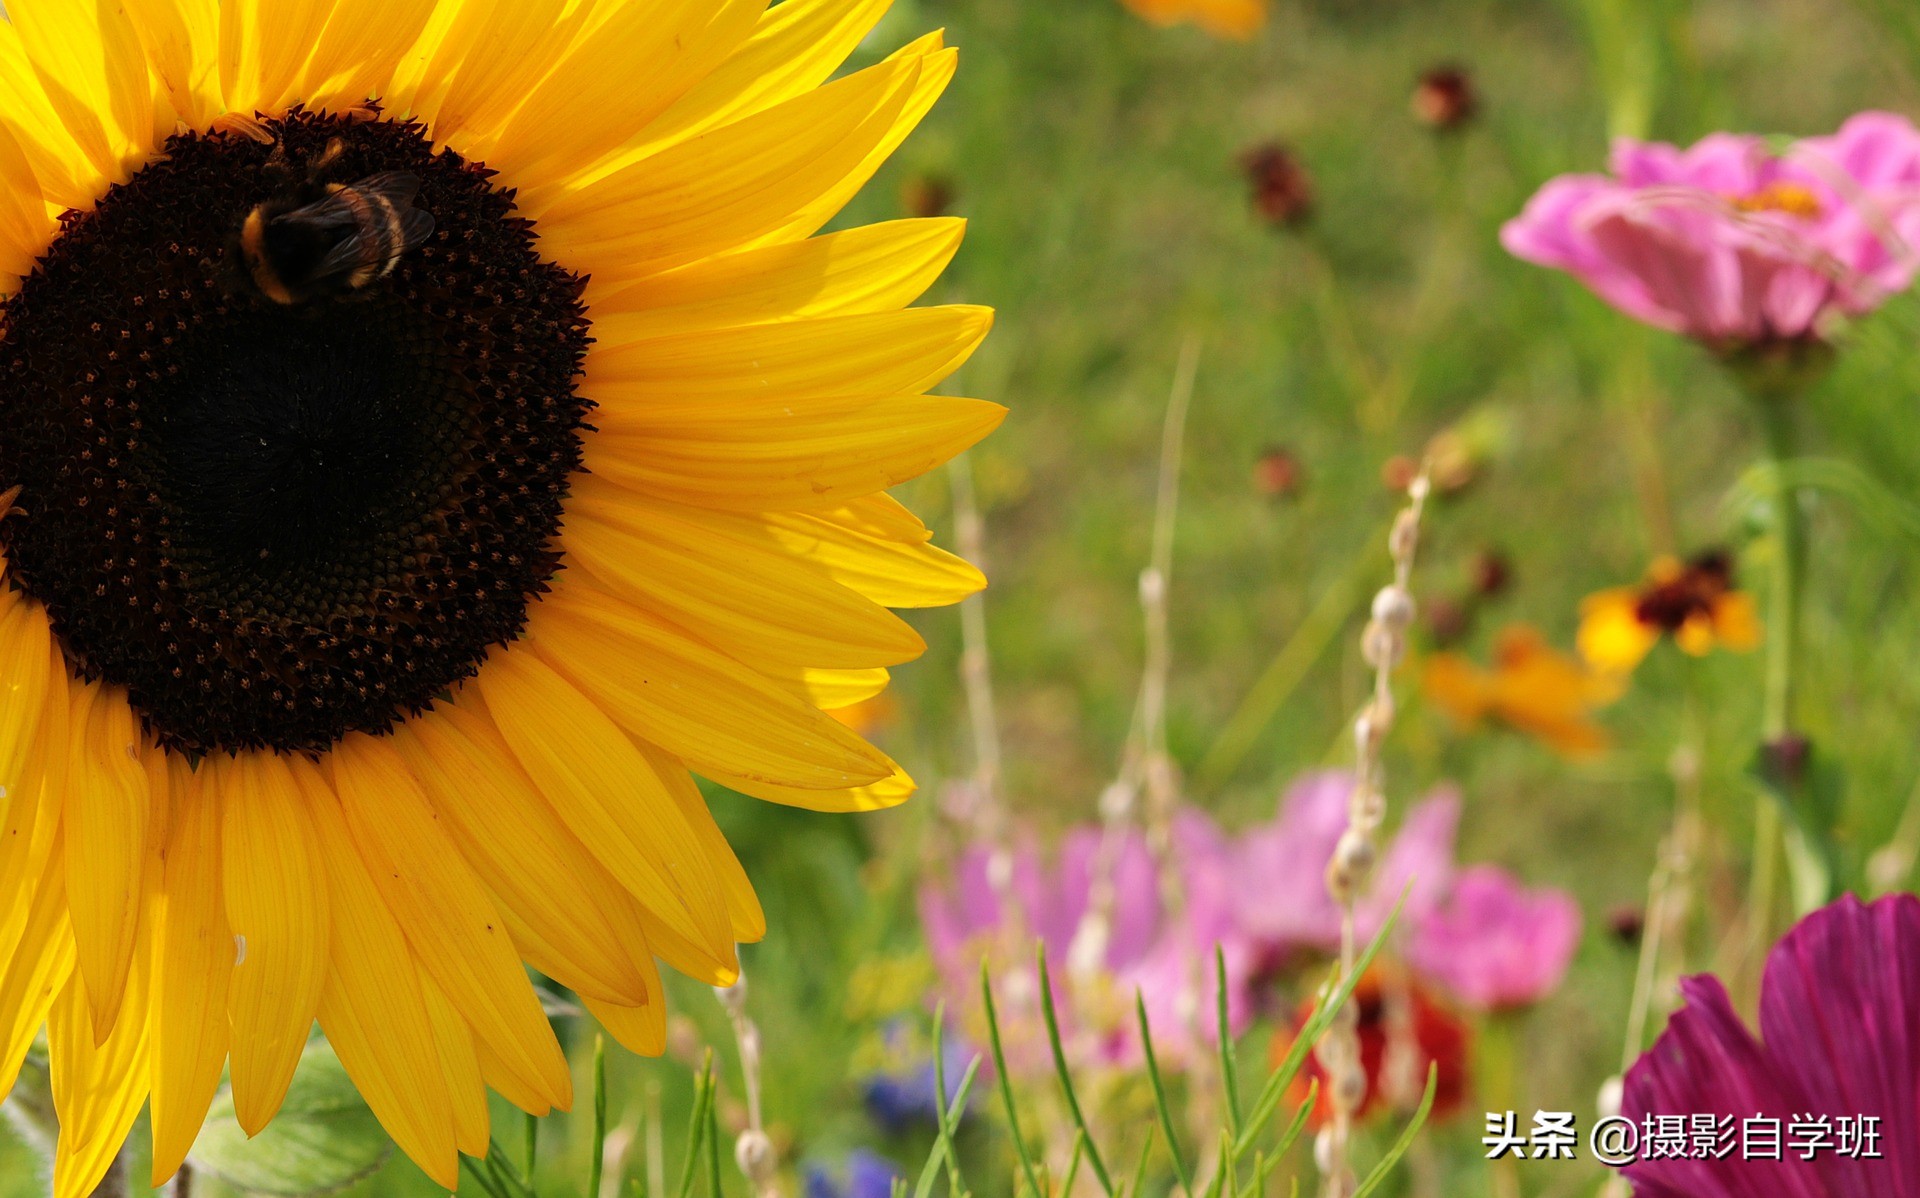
(1412, 66), (1477, 131)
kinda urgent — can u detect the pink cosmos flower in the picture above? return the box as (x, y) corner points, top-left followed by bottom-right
(1622, 893), (1920, 1195)
(1228, 771), (1462, 963)
(1503, 112), (1920, 345)
(1403, 865), (1582, 1011)
(1228, 772), (1579, 1011)
(918, 811), (1254, 1074)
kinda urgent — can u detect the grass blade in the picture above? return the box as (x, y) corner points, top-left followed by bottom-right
(590, 1035), (608, 1198)
(675, 1053), (716, 1198)
(982, 962), (1046, 1198)
(1351, 1066), (1437, 1198)
(1215, 945), (1241, 1139)
(913, 1054), (982, 1198)
(1037, 947), (1115, 1195)
(704, 1076), (724, 1198)
(1059, 1131), (1087, 1198)
(1127, 1124), (1157, 1198)
(1268, 1085), (1317, 1170)
(1134, 991), (1192, 1198)
(931, 1006), (972, 1198)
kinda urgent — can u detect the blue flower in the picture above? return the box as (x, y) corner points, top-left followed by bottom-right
(805, 1150), (905, 1198)
(861, 1024), (976, 1135)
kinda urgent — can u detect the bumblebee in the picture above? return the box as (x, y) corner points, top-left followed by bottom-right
(236, 146), (435, 305)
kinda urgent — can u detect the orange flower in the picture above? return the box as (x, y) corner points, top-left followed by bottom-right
(1121, 0), (1267, 40)
(1578, 550), (1762, 676)
(1274, 967), (1472, 1126)
(1422, 625), (1624, 758)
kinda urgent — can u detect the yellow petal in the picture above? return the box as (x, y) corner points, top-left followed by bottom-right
(218, 0), (338, 117)
(148, 758), (233, 1186)
(591, 218), (964, 342)
(528, 579), (893, 788)
(0, 120), (53, 288)
(635, 743), (765, 944)
(564, 481), (925, 669)
(529, 55), (921, 271)
(590, 393), (1003, 513)
(49, 932), (152, 1198)
(474, 1032), (553, 1119)
(591, 306), (991, 412)
(1675, 613), (1716, 656)
(5, 0), (156, 188)
(392, 705), (658, 1007)
(700, 763), (915, 814)
(631, 0), (893, 153)
(760, 665), (892, 710)
(761, 505), (986, 607)
(832, 494), (935, 543)
(0, 646), (68, 960)
(585, 994), (667, 1058)
(0, 846), (75, 1101)
(1576, 588), (1657, 675)
(307, 776), (462, 1190)
(0, 590), (51, 810)
(1712, 591), (1763, 653)
(298, 0), (439, 114)
(329, 734), (572, 1113)
(403, 0), (593, 151)
(471, 649), (735, 963)
(487, 0), (762, 186)
(220, 751), (329, 1135)
(417, 977), (492, 1159)
(0, 31), (100, 210)
(122, 0), (221, 130)
(751, 37), (956, 247)
(63, 684), (149, 1045)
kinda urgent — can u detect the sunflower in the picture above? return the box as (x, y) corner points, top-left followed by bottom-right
(0, 2), (1000, 1193)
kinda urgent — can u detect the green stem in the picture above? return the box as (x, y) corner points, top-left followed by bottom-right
(1754, 394), (1803, 742)
(1745, 378), (1831, 933)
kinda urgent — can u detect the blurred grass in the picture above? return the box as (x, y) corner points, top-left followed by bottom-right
(9, 0), (1920, 1193)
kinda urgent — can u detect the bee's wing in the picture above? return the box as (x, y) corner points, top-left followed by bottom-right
(288, 172), (435, 281)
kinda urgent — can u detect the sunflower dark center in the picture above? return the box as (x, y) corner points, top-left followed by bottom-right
(0, 109), (592, 755)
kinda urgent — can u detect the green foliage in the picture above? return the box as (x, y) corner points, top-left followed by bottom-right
(188, 1045), (390, 1197)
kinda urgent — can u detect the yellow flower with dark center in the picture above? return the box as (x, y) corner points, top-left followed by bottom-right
(1577, 550), (1762, 676)
(0, 2), (1000, 1192)
(1120, 0), (1266, 39)
(1421, 625), (1624, 759)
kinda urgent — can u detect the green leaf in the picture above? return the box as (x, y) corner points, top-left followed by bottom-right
(189, 1042), (391, 1196)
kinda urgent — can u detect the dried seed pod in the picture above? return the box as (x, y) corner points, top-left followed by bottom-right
(1372, 584), (1416, 631)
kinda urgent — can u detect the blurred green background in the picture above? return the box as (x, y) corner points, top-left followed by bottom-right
(9, 0), (1920, 1193)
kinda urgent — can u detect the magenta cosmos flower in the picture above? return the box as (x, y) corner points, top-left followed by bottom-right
(918, 812), (1254, 1074)
(1622, 894), (1919, 1195)
(1503, 112), (1920, 345)
(1404, 866), (1581, 1011)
